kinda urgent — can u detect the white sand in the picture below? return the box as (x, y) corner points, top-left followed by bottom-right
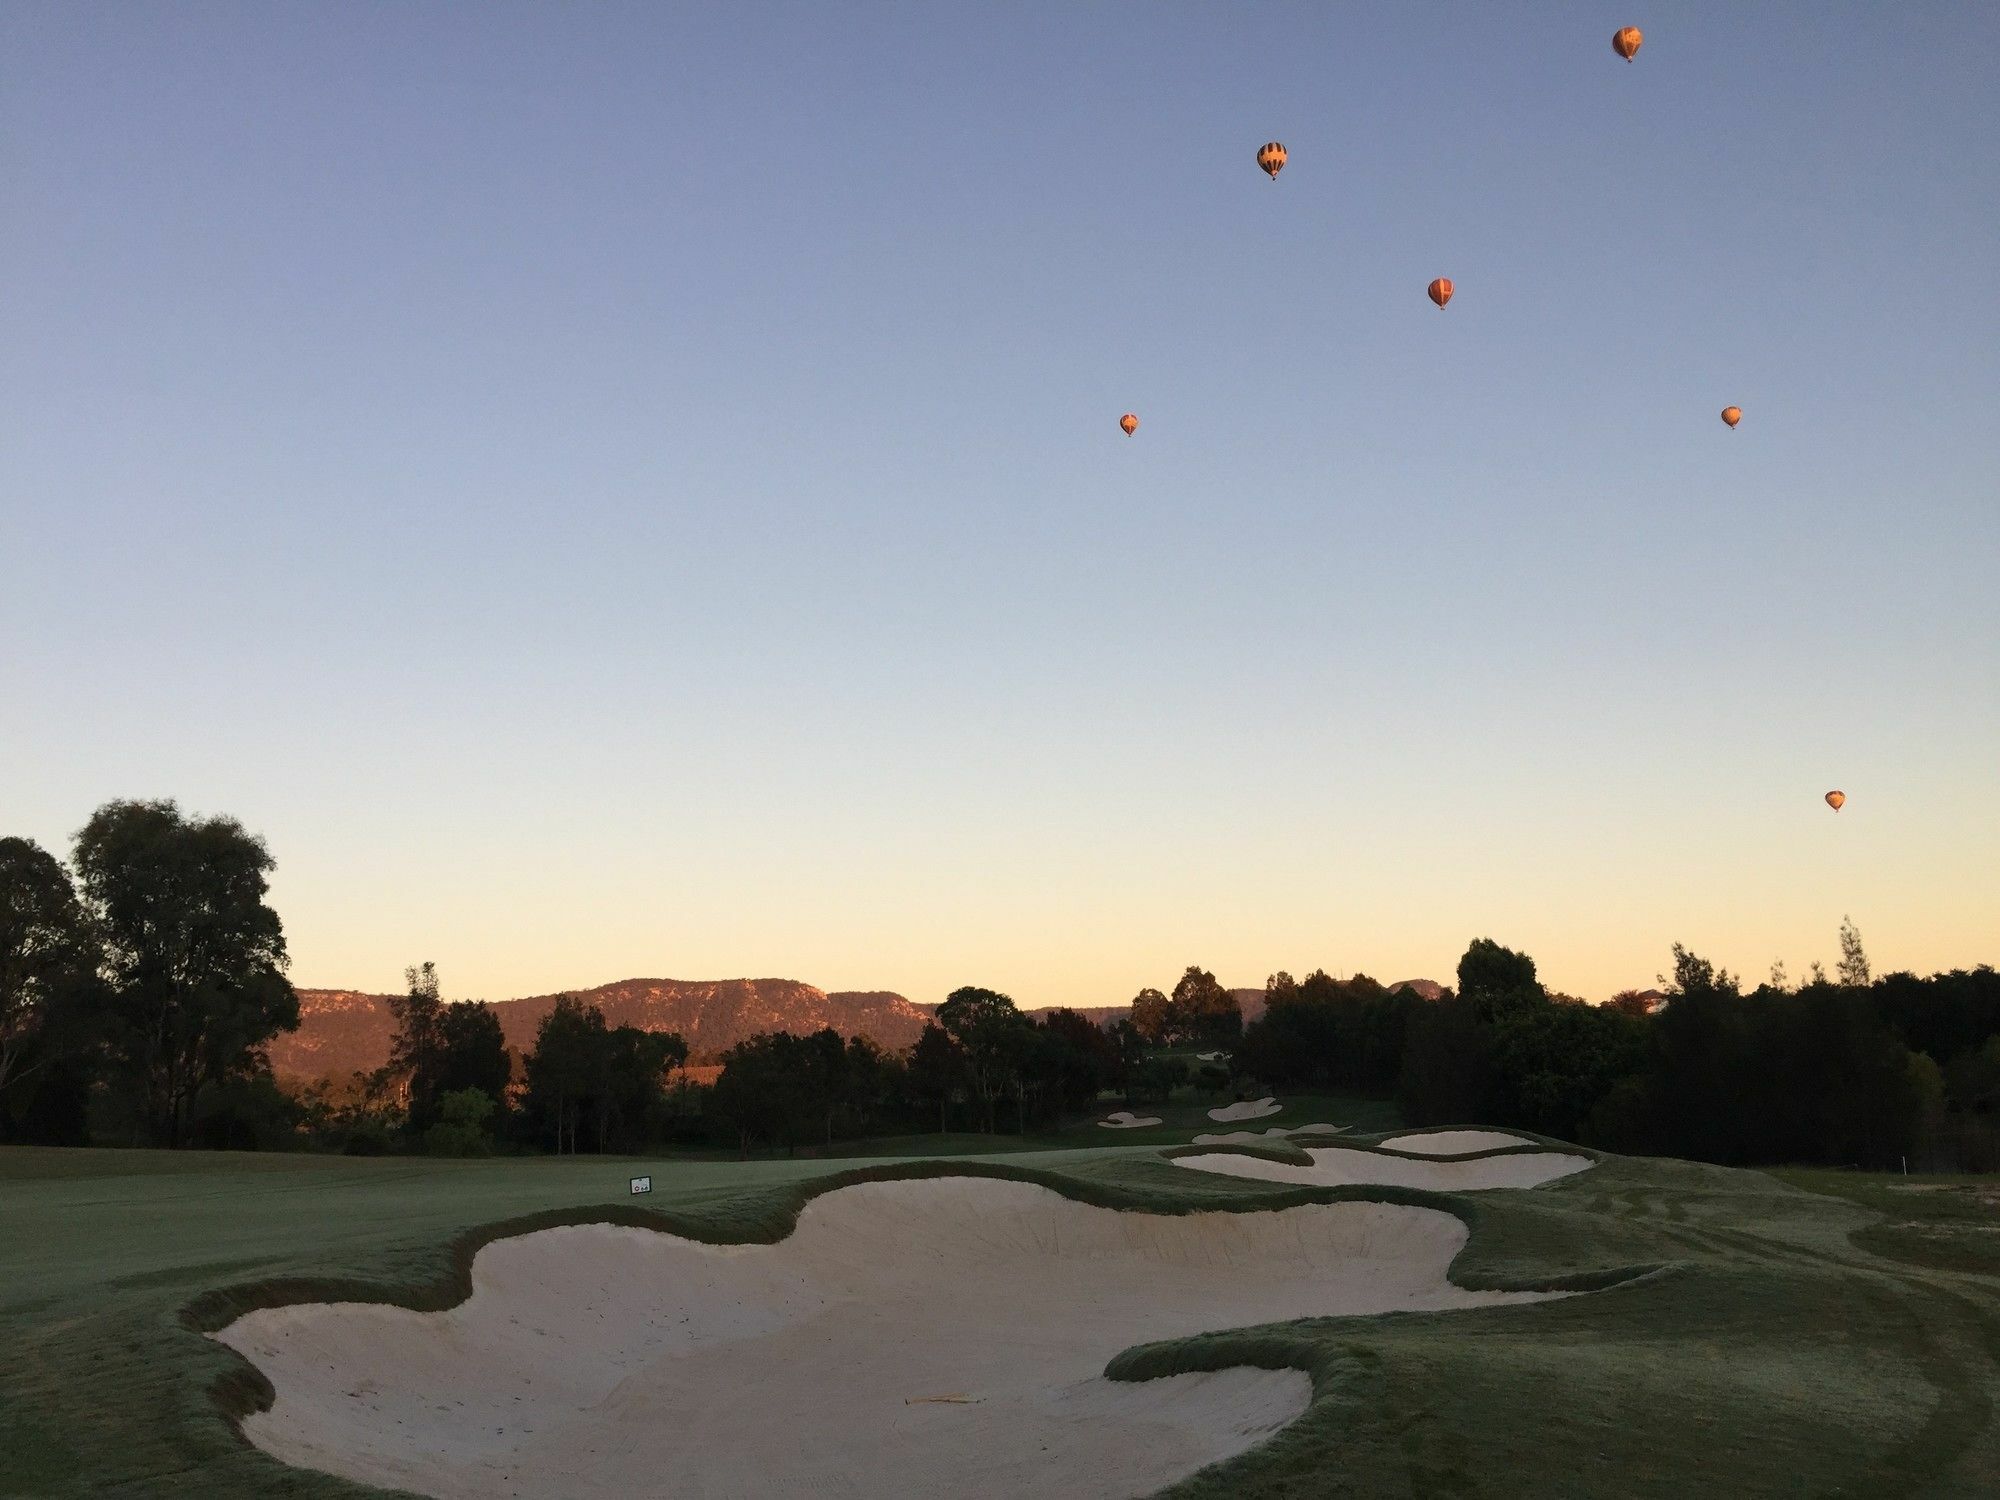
(1097, 1111), (1163, 1130)
(1380, 1130), (1535, 1156)
(1195, 1051), (1230, 1062)
(1172, 1145), (1593, 1192)
(215, 1177), (1566, 1500)
(1207, 1097), (1283, 1122)
(1192, 1124), (1349, 1146)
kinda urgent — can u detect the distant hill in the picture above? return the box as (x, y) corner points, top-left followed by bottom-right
(1386, 978), (1448, 1002)
(268, 978), (932, 1082)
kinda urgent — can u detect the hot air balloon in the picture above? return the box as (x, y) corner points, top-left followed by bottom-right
(1826, 790), (1846, 812)
(1256, 142), (1286, 181)
(1428, 278), (1453, 309)
(1721, 406), (1742, 428)
(1613, 26), (1643, 62)
(1119, 413), (1138, 436)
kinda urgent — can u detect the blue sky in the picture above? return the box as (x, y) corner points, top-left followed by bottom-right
(4, 2), (1996, 1005)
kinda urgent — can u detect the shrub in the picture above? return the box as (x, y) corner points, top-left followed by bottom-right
(422, 1087), (496, 1157)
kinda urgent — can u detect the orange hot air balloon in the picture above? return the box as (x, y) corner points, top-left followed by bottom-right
(1428, 278), (1454, 309)
(1721, 406), (1742, 428)
(1613, 27), (1643, 62)
(1826, 790), (1846, 812)
(1119, 413), (1138, 436)
(1256, 142), (1286, 181)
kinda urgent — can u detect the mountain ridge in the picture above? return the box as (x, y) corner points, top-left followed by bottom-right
(268, 977), (932, 1082)
(272, 975), (1460, 1083)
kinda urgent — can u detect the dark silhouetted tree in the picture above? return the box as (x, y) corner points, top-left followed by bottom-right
(386, 964), (512, 1134)
(1399, 992), (1493, 1125)
(935, 986), (1029, 1133)
(1108, 1017), (1146, 1104)
(905, 1022), (965, 1133)
(1837, 916), (1872, 989)
(1, 837), (102, 1136)
(711, 1032), (813, 1154)
(520, 995), (685, 1154)
(437, 1001), (511, 1110)
(1604, 990), (1656, 1018)
(1456, 938), (1543, 1020)
(523, 996), (603, 1154)
(1129, 987), (1172, 1045)
(1035, 1008), (1118, 1116)
(1171, 966), (1242, 1049)
(72, 800), (297, 1147)
(591, 1024), (686, 1152)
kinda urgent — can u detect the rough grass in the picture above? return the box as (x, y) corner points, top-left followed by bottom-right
(2, 1135), (1996, 1498)
(1771, 1168), (2000, 1280)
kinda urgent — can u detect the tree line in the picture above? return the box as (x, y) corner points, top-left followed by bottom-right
(1239, 926), (2000, 1170)
(1, 803), (298, 1148)
(8, 801), (1996, 1167)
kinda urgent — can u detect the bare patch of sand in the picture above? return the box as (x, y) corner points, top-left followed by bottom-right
(1172, 1145), (1593, 1192)
(1380, 1130), (1535, 1156)
(1193, 1124), (1349, 1146)
(1098, 1111), (1163, 1130)
(1207, 1097), (1283, 1122)
(215, 1177), (1566, 1500)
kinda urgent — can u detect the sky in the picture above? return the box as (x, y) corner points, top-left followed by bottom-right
(4, 2), (1997, 1008)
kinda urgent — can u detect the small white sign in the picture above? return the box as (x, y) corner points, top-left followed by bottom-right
(629, 1175), (652, 1195)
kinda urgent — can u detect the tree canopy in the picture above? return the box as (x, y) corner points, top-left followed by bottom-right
(936, 986), (1028, 1133)
(71, 801), (297, 1147)
(0, 837), (99, 1106)
(386, 963), (511, 1133)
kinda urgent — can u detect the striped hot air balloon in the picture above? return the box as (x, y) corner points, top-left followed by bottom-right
(1613, 27), (1643, 62)
(1428, 278), (1454, 309)
(1256, 142), (1286, 181)
(1119, 413), (1138, 436)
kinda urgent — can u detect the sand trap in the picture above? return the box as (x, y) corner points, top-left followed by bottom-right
(1193, 1124), (1349, 1146)
(1381, 1130), (1534, 1155)
(1098, 1111), (1163, 1130)
(1195, 1051), (1230, 1062)
(1207, 1097), (1283, 1122)
(215, 1177), (1566, 1500)
(1172, 1145), (1593, 1192)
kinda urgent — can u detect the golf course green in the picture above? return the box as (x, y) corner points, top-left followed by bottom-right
(4, 1126), (1997, 1498)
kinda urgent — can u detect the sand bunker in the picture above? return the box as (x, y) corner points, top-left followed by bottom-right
(1172, 1145), (1592, 1192)
(1098, 1111), (1163, 1130)
(1381, 1130), (1534, 1155)
(1207, 1096), (1283, 1122)
(1193, 1124), (1349, 1146)
(215, 1177), (1566, 1500)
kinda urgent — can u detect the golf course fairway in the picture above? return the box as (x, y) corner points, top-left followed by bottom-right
(4, 1132), (1998, 1497)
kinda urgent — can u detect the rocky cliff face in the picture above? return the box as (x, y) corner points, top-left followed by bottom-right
(267, 978), (932, 1081)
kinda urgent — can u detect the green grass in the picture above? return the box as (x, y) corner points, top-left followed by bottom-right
(3, 1133), (1997, 1498)
(709, 1092), (1406, 1159)
(463, 1091), (1404, 1165)
(1770, 1168), (2000, 1280)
